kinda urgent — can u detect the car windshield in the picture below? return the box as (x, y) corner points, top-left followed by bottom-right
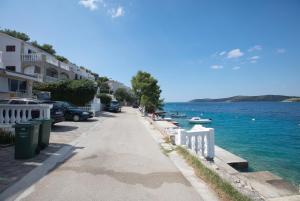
(111, 101), (119, 105)
(62, 102), (77, 108)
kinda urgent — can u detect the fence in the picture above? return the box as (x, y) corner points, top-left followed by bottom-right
(0, 104), (52, 126)
(176, 125), (215, 160)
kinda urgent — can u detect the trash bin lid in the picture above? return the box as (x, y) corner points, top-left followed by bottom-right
(15, 121), (40, 127)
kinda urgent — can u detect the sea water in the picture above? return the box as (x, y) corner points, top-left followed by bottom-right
(164, 102), (300, 186)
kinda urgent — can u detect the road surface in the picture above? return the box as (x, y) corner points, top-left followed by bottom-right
(17, 107), (204, 201)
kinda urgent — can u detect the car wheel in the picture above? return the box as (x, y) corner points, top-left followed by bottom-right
(73, 115), (80, 122)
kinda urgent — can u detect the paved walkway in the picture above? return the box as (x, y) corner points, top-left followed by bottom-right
(0, 116), (100, 194)
(12, 108), (204, 201)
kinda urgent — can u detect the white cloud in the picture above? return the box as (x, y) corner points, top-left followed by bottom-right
(248, 55), (260, 63)
(248, 45), (262, 52)
(276, 48), (286, 54)
(79, 0), (98, 11)
(219, 51), (226, 56)
(250, 56), (260, 60)
(211, 65), (223, 69)
(109, 6), (125, 18)
(232, 66), (240, 70)
(227, 49), (244, 59)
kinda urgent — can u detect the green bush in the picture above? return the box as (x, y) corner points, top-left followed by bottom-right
(97, 93), (112, 105)
(34, 79), (97, 106)
(0, 129), (15, 145)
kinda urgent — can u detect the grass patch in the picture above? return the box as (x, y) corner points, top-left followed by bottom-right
(176, 146), (252, 201)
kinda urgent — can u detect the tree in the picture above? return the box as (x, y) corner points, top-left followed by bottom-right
(114, 88), (131, 103)
(40, 44), (56, 55)
(34, 79), (97, 106)
(131, 71), (163, 113)
(55, 55), (69, 63)
(0, 29), (30, 41)
(31, 41), (56, 55)
(96, 77), (110, 94)
(97, 93), (112, 105)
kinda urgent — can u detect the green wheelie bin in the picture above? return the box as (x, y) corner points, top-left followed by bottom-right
(30, 119), (52, 149)
(14, 121), (40, 159)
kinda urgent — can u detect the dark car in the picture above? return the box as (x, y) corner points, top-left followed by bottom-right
(108, 100), (121, 112)
(55, 101), (93, 122)
(41, 101), (65, 125)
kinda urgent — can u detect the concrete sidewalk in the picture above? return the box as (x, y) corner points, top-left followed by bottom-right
(4, 107), (209, 201)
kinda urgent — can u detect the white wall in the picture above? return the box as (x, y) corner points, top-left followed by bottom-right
(0, 33), (22, 72)
(23, 43), (41, 54)
(0, 76), (9, 92)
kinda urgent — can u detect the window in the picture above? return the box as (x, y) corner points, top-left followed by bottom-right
(34, 66), (41, 74)
(9, 79), (18, 91)
(6, 45), (15, 52)
(6, 66), (16, 71)
(8, 79), (27, 92)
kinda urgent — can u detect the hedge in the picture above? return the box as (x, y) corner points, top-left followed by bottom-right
(34, 79), (97, 106)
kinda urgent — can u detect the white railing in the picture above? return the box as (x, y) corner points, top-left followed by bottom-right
(21, 53), (43, 62)
(59, 61), (70, 71)
(45, 75), (59, 83)
(46, 55), (59, 66)
(34, 73), (43, 82)
(13, 91), (33, 99)
(0, 104), (53, 126)
(176, 125), (215, 159)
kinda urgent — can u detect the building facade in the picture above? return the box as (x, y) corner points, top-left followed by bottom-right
(0, 32), (95, 99)
(107, 80), (131, 94)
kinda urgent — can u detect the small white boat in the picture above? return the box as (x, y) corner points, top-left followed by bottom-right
(170, 113), (186, 118)
(189, 117), (212, 124)
(164, 117), (172, 121)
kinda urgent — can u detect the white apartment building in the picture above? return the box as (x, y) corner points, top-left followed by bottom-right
(107, 80), (131, 94)
(0, 32), (95, 99)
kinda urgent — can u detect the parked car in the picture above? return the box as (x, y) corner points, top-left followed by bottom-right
(55, 101), (93, 122)
(40, 101), (65, 125)
(132, 103), (138, 108)
(108, 100), (121, 112)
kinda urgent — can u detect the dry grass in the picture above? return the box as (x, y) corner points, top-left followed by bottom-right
(176, 146), (252, 201)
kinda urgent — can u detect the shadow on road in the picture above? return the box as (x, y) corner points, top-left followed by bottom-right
(51, 125), (78, 132)
(0, 143), (83, 200)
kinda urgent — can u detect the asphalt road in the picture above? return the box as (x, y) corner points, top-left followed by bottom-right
(18, 107), (203, 201)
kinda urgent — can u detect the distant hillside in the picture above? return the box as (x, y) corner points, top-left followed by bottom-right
(190, 95), (300, 102)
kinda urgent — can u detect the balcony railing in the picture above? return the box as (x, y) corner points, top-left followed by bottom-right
(46, 55), (59, 66)
(0, 104), (52, 126)
(44, 75), (59, 83)
(21, 53), (43, 62)
(59, 61), (70, 71)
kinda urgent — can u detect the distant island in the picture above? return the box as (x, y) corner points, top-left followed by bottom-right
(190, 95), (300, 103)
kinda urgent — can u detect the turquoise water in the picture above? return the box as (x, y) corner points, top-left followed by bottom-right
(164, 102), (300, 186)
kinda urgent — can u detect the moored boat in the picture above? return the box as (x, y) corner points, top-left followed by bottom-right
(189, 117), (212, 124)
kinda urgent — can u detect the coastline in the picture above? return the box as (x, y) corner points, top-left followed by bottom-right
(145, 115), (300, 201)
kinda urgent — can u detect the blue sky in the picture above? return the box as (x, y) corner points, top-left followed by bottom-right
(1, 0), (299, 101)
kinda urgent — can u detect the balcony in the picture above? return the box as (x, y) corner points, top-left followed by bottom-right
(10, 90), (35, 99)
(44, 75), (59, 83)
(21, 53), (43, 62)
(59, 61), (70, 71)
